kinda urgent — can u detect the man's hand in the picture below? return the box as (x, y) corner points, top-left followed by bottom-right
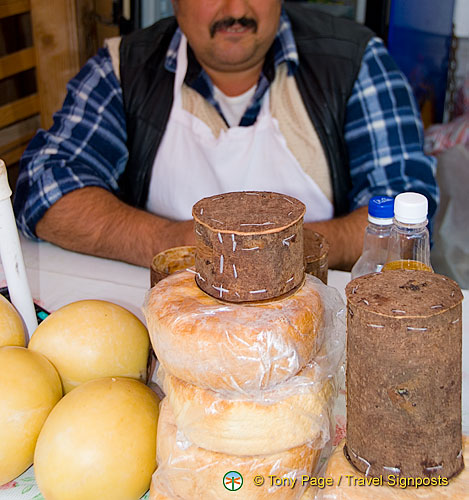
(305, 206), (368, 271)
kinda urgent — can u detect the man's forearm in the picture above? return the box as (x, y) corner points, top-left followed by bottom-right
(36, 187), (366, 271)
(305, 206), (368, 271)
(35, 187), (195, 268)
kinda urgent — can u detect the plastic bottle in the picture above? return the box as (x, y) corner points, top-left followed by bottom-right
(351, 196), (394, 280)
(382, 192), (433, 272)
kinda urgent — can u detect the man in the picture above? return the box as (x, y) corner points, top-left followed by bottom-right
(13, 1), (438, 270)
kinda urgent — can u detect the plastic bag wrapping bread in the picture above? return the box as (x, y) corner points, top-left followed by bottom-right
(157, 358), (336, 456)
(149, 398), (323, 500)
(314, 439), (469, 500)
(143, 271), (345, 395)
(149, 478), (316, 500)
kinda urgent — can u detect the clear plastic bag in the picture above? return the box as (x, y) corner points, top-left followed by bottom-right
(143, 272), (345, 396)
(150, 398), (323, 500)
(144, 271), (346, 500)
(157, 358), (336, 456)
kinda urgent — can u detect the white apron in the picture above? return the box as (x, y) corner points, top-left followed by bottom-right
(146, 35), (333, 223)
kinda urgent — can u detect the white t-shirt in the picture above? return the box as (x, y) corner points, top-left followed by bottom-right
(213, 84), (257, 127)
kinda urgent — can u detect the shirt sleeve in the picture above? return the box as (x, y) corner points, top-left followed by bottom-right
(13, 47), (128, 239)
(344, 37), (439, 224)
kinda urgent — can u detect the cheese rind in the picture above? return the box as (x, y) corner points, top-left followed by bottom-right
(34, 377), (159, 500)
(345, 270), (463, 480)
(0, 294), (25, 347)
(151, 398), (321, 500)
(192, 191), (306, 302)
(29, 299), (150, 393)
(0, 346), (62, 485)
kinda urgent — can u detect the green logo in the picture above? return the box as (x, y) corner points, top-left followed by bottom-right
(223, 471), (243, 491)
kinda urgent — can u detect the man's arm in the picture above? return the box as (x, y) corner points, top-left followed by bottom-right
(14, 47), (129, 241)
(36, 187), (195, 268)
(36, 187), (365, 270)
(305, 206), (367, 271)
(343, 37), (439, 251)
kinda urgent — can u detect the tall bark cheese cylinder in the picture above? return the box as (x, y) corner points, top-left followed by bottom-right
(345, 269), (464, 481)
(192, 191), (305, 302)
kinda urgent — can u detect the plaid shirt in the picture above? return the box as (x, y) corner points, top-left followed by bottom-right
(14, 11), (438, 239)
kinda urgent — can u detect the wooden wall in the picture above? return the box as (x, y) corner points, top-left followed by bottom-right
(0, 0), (118, 191)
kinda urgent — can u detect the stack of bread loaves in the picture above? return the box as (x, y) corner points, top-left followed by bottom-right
(144, 192), (345, 500)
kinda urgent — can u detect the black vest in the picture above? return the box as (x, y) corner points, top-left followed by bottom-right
(119, 5), (373, 216)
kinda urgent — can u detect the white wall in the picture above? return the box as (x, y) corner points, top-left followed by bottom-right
(454, 0), (469, 37)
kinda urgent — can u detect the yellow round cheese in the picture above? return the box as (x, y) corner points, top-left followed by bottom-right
(0, 346), (62, 485)
(0, 293), (25, 347)
(34, 377), (160, 500)
(28, 300), (150, 393)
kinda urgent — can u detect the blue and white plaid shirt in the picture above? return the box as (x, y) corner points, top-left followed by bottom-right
(14, 10), (438, 238)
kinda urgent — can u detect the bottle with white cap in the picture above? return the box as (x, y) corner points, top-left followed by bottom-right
(382, 192), (433, 272)
(351, 196), (395, 280)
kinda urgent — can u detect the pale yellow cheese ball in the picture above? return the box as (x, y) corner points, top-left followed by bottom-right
(34, 377), (160, 500)
(28, 300), (150, 393)
(0, 293), (26, 347)
(0, 346), (62, 485)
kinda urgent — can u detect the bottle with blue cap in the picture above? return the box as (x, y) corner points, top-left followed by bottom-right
(351, 196), (395, 280)
(382, 192), (433, 272)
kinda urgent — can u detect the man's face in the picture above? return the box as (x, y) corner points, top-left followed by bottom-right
(172, 0), (282, 74)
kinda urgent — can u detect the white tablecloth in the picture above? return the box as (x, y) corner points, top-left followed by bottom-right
(0, 237), (468, 499)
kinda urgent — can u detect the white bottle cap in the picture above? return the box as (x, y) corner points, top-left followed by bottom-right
(394, 192), (428, 224)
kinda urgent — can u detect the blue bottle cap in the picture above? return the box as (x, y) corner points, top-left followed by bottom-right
(368, 196), (394, 219)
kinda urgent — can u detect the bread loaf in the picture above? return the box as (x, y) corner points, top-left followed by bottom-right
(144, 271), (323, 393)
(160, 364), (333, 456)
(152, 398), (321, 500)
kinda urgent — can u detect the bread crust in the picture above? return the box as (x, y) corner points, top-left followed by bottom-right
(161, 364), (333, 456)
(144, 271), (324, 393)
(151, 398), (320, 499)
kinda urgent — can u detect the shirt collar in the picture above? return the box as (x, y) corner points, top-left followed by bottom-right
(164, 8), (299, 78)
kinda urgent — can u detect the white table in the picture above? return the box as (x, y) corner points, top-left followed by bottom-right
(0, 237), (468, 499)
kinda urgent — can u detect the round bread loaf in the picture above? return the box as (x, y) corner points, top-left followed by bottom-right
(160, 364), (333, 456)
(153, 398), (321, 500)
(315, 438), (468, 499)
(192, 191), (305, 302)
(144, 271), (323, 393)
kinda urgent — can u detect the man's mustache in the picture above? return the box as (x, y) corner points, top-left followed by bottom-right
(210, 17), (258, 38)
